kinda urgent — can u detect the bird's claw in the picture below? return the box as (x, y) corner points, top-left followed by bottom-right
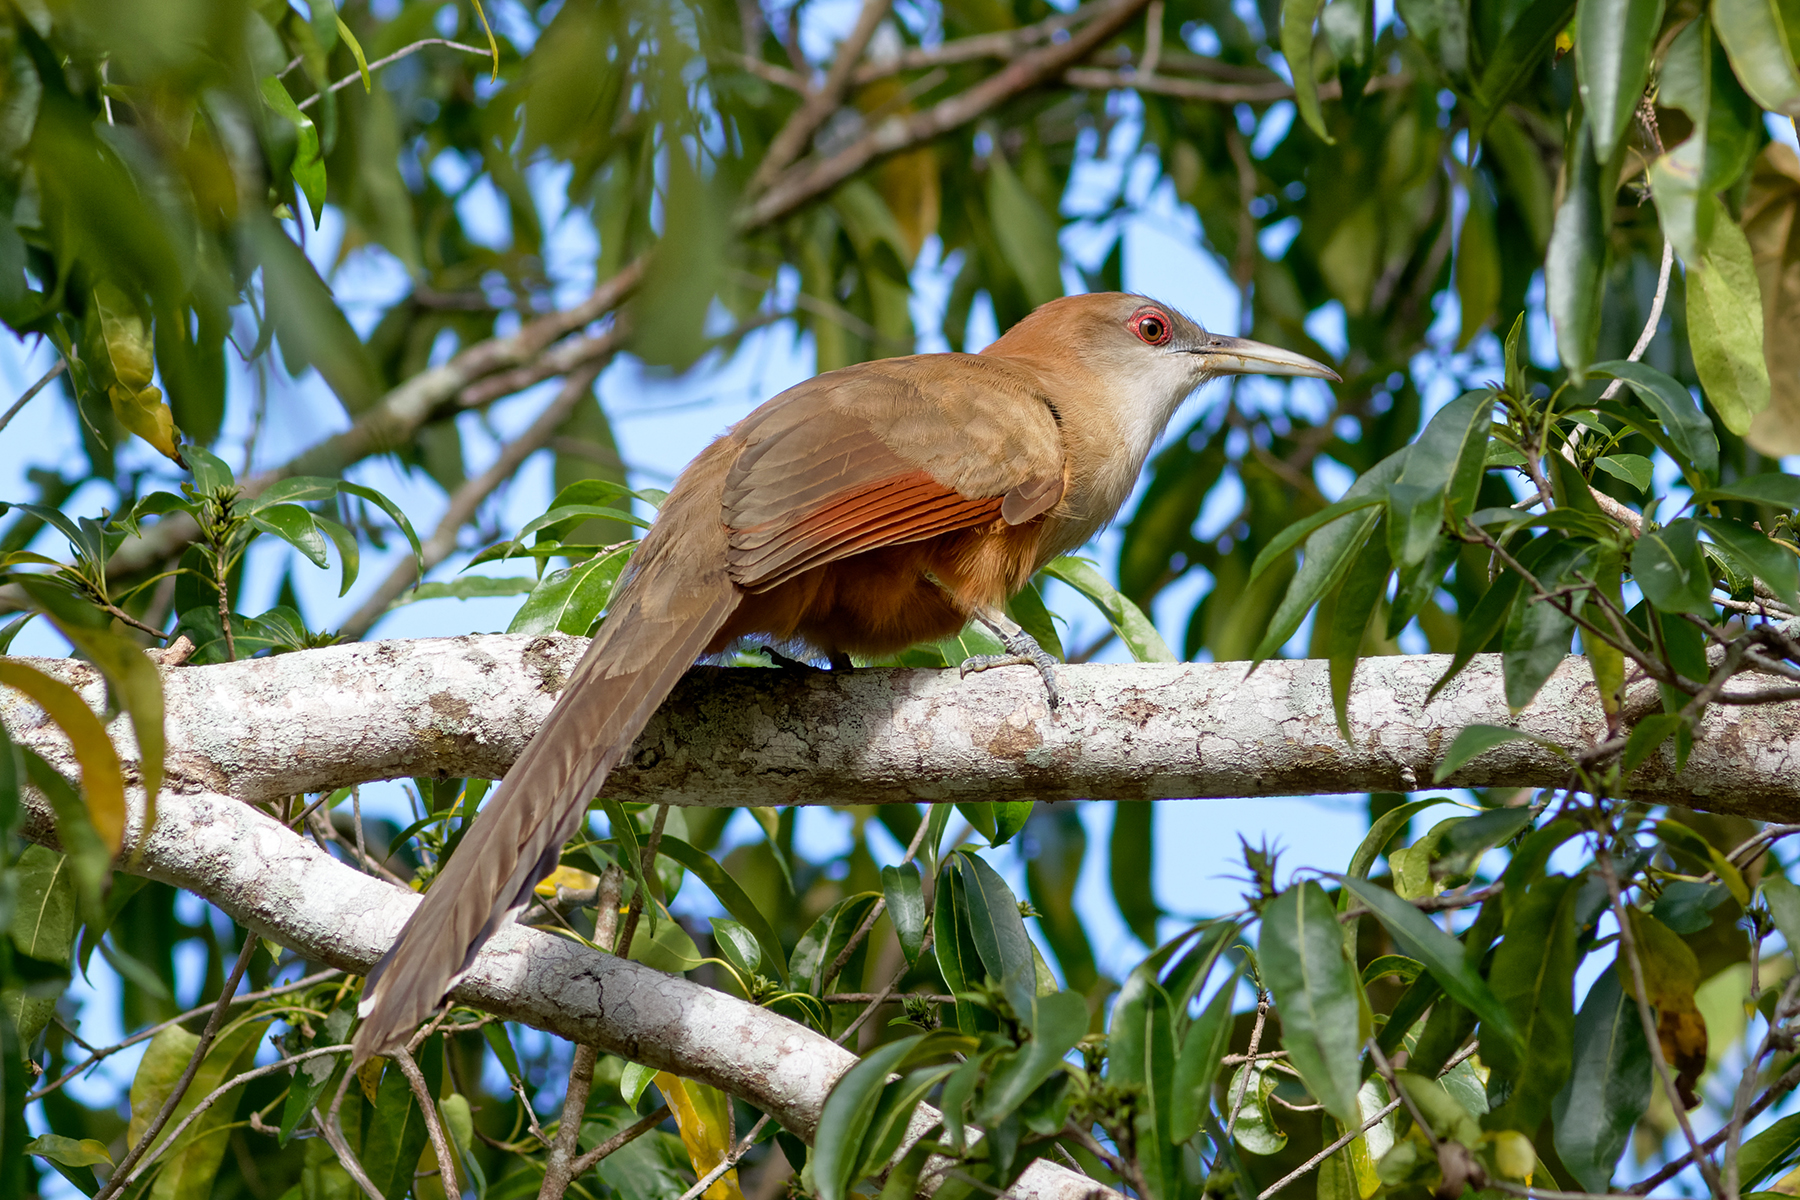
(959, 629), (1062, 709)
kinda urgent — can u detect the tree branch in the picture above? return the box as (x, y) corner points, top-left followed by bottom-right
(10, 781), (1119, 1200)
(739, 0), (1154, 229)
(9, 637), (1800, 820)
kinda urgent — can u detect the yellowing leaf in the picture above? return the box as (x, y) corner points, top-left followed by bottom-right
(92, 284), (182, 462)
(1744, 143), (1800, 456)
(0, 661), (125, 855)
(1621, 910), (1708, 1108)
(534, 865), (600, 897)
(1687, 198), (1771, 435)
(654, 1073), (745, 1200)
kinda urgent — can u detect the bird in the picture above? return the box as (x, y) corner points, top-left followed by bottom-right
(351, 291), (1338, 1062)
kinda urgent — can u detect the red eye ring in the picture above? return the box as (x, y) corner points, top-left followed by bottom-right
(1131, 308), (1172, 346)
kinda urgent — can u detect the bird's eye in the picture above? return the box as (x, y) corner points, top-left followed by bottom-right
(1132, 311), (1171, 346)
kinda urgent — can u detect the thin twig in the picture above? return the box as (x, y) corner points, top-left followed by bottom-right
(1597, 240), (1675, 403)
(27, 968), (341, 1102)
(750, 0), (893, 191)
(615, 805), (671, 957)
(1598, 850), (1723, 1195)
(319, 1071), (385, 1200)
(296, 38), (492, 110)
(1629, 1054), (1800, 1192)
(539, 1044), (600, 1200)
(94, 935), (260, 1200)
(674, 1113), (772, 1200)
(566, 1103), (674, 1177)
(0, 359), (65, 434)
(124, 1045), (350, 1186)
(392, 1046), (459, 1194)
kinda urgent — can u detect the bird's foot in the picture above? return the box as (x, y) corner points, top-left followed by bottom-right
(960, 623), (1062, 709)
(757, 645), (821, 671)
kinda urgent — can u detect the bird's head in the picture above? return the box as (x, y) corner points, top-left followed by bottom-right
(986, 292), (1341, 406)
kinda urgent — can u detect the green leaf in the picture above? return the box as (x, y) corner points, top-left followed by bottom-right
(8, 845), (73, 963)
(247, 503), (329, 568)
(709, 916), (762, 979)
(335, 15), (372, 93)
(1337, 877), (1526, 1066)
(814, 1036), (922, 1200)
(957, 850), (1037, 1016)
(1687, 208), (1770, 434)
(1428, 568), (1524, 704)
(1574, 0), (1666, 160)
(401, 576), (537, 604)
(258, 76), (326, 222)
(363, 1041), (442, 1200)
(790, 892), (881, 996)
(249, 218), (383, 413)
(977, 989), (1086, 1121)
(24, 1134), (112, 1167)
(1700, 517), (1800, 607)
(1225, 1061), (1288, 1155)
(1763, 874), (1800, 952)
(933, 863), (984, 1032)
(1547, 115), (1609, 379)
(1247, 491), (1388, 586)
(1485, 875), (1578, 1128)
(1258, 881), (1367, 1128)
(1327, 529), (1393, 739)
(1474, 0), (1577, 115)
(1283, 0), (1334, 141)
(882, 863), (926, 967)
(984, 152), (1063, 308)
(1657, 819), (1750, 905)
(1712, 0), (1800, 118)
(336, 481), (424, 580)
(1694, 472), (1800, 509)
(1109, 801), (1160, 947)
(1039, 557), (1173, 663)
(1633, 518), (1716, 614)
(1740, 1113), (1800, 1189)
(1171, 968), (1244, 1142)
(313, 516), (360, 597)
(1591, 362), (1720, 482)
(240, 475), (340, 511)
(1502, 541), (1589, 709)
(1595, 454), (1654, 492)
(657, 836), (788, 984)
(508, 544), (633, 636)
(1456, 175), (1501, 348)
(1346, 798), (1444, 881)
(1107, 970), (1182, 1194)
(128, 1018), (268, 1200)
(1622, 712), (1685, 777)
(1435, 723), (1558, 781)
(1551, 962), (1652, 1192)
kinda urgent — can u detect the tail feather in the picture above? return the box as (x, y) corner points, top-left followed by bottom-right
(352, 552), (737, 1063)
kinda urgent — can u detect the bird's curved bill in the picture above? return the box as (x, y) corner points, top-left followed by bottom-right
(1194, 336), (1341, 382)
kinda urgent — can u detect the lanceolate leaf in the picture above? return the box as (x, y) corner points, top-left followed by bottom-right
(1283, 0), (1334, 141)
(1548, 115), (1610, 379)
(1172, 968), (1243, 1141)
(957, 851), (1037, 1016)
(881, 863), (927, 967)
(1258, 881), (1367, 1128)
(1040, 557), (1174, 663)
(1700, 516), (1800, 607)
(1712, 0), (1800, 117)
(1485, 874), (1578, 1128)
(1327, 530), (1393, 739)
(657, 836), (788, 984)
(1574, 0), (1665, 161)
(1552, 965), (1653, 1191)
(1337, 877), (1526, 1065)
(1687, 206), (1771, 434)
(1633, 519), (1716, 614)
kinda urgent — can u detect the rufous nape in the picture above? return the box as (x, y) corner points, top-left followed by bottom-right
(351, 292), (1338, 1061)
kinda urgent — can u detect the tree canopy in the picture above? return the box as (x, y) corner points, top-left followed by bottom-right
(4, 1), (1800, 1200)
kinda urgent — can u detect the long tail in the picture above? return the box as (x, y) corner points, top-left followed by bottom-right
(352, 520), (738, 1063)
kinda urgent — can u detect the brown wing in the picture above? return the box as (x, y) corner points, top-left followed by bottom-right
(721, 355), (1066, 593)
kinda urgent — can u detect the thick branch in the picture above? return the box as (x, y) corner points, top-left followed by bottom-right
(7, 636), (1800, 819)
(10, 784), (1115, 1200)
